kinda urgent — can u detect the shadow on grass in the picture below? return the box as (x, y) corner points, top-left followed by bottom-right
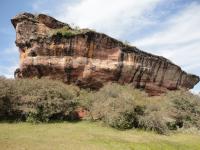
(0, 117), (82, 124)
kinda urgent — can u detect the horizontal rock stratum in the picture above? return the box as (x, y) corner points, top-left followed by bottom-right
(12, 12), (200, 95)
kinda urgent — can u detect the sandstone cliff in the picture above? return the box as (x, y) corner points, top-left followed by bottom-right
(12, 12), (200, 95)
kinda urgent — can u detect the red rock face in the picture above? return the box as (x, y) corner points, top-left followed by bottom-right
(12, 13), (200, 95)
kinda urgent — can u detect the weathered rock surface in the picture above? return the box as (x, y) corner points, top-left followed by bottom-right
(12, 12), (200, 95)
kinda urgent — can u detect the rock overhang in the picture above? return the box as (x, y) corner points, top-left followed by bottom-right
(11, 12), (200, 95)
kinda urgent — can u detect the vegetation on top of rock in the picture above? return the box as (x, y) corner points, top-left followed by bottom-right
(49, 25), (93, 38)
(0, 77), (200, 134)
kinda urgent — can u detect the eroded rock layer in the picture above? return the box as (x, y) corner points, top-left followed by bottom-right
(12, 13), (200, 95)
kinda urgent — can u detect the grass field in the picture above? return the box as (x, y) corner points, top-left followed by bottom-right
(0, 121), (200, 150)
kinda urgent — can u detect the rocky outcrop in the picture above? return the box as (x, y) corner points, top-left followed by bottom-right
(12, 12), (200, 95)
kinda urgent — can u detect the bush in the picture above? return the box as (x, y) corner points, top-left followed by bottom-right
(49, 26), (93, 38)
(0, 77), (14, 119)
(138, 112), (168, 134)
(1, 77), (200, 134)
(85, 83), (169, 133)
(84, 84), (145, 129)
(0, 77), (80, 122)
(50, 26), (89, 38)
(56, 31), (74, 38)
(79, 83), (200, 134)
(167, 90), (200, 129)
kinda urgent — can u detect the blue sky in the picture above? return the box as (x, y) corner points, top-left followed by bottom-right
(0, 0), (200, 93)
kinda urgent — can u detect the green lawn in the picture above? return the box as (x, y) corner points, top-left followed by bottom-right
(0, 121), (200, 150)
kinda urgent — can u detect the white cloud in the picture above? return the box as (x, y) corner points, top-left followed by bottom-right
(51, 0), (162, 38)
(0, 65), (18, 78)
(134, 3), (200, 46)
(134, 2), (200, 74)
(32, 1), (45, 11)
(0, 45), (19, 78)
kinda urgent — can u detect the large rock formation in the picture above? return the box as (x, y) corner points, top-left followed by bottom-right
(12, 12), (199, 95)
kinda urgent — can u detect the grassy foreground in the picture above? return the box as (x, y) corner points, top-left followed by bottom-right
(0, 121), (200, 150)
